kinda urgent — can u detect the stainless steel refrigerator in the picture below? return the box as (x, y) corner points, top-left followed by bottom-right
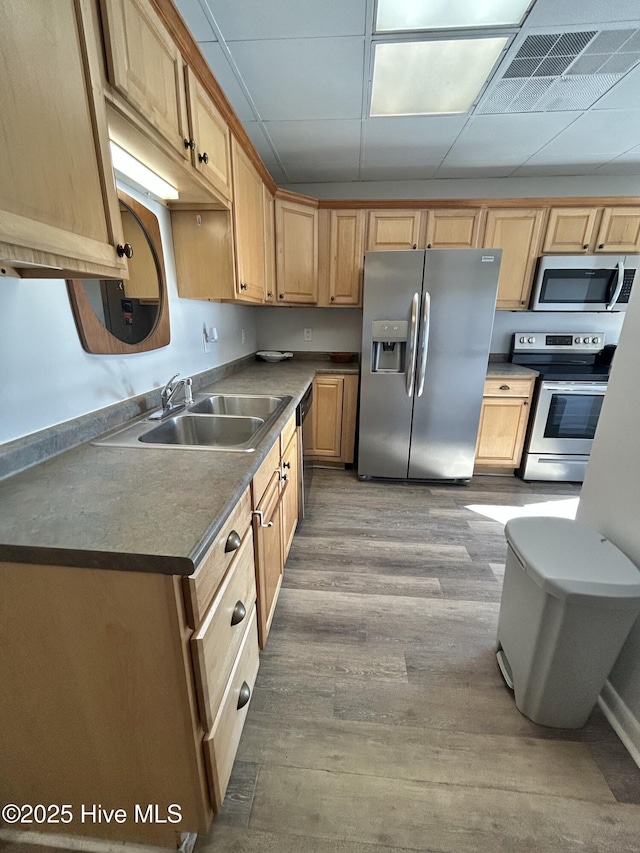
(358, 248), (501, 482)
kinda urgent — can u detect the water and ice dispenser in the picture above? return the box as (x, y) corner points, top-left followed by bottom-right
(371, 320), (408, 373)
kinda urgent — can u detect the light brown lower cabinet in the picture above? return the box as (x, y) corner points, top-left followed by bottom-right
(0, 485), (261, 847)
(251, 411), (300, 648)
(475, 376), (536, 471)
(306, 373), (359, 467)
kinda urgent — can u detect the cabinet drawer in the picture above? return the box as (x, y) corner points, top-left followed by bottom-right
(252, 438), (281, 507)
(203, 608), (260, 811)
(484, 377), (534, 397)
(280, 411), (296, 456)
(183, 488), (251, 629)
(191, 530), (257, 731)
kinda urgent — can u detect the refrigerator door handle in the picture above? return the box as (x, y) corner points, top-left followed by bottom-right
(405, 292), (420, 397)
(416, 291), (431, 397)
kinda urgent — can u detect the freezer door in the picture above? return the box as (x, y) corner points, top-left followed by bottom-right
(358, 251), (425, 479)
(408, 249), (501, 480)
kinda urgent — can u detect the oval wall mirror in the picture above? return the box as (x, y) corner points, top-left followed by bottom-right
(67, 191), (170, 354)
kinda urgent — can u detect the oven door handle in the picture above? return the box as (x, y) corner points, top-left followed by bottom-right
(606, 260), (624, 311)
(543, 383), (607, 393)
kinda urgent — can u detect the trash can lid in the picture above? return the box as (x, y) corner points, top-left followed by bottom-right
(504, 517), (640, 606)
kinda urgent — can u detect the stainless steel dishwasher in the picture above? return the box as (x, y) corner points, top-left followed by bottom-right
(296, 384), (313, 517)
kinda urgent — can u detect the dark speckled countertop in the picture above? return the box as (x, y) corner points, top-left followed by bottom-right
(0, 359), (358, 576)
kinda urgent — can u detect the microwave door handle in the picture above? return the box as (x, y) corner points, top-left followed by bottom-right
(606, 260), (624, 311)
(416, 291), (431, 397)
(405, 292), (420, 397)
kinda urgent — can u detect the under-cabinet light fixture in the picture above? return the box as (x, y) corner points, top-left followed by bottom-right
(109, 142), (179, 201)
(370, 36), (509, 116)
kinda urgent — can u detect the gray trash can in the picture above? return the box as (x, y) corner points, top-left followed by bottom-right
(496, 516), (640, 728)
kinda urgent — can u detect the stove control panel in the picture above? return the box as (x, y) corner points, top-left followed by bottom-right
(513, 333), (605, 352)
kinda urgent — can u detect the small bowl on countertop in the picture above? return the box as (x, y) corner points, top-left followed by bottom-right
(256, 351), (294, 363)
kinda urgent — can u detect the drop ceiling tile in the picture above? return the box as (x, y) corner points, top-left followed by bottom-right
(360, 164), (441, 181)
(173, 0), (217, 42)
(362, 116), (468, 168)
(591, 63), (640, 108)
(201, 0), (366, 40)
(241, 122), (278, 164)
(434, 165), (517, 178)
(263, 120), (361, 166)
(227, 38), (364, 120)
(198, 42), (255, 121)
(286, 164), (361, 183)
(525, 0), (640, 27)
(440, 112), (580, 167)
(530, 109), (640, 159)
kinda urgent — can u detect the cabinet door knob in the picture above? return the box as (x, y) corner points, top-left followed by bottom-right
(282, 461), (291, 469)
(583, 244), (588, 249)
(330, 295), (335, 302)
(598, 243), (605, 249)
(198, 151), (209, 164)
(412, 244), (417, 249)
(267, 291), (273, 298)
(240, 282), (248, 291)
(225, 530), (241, 553)
(279, 293), (285, 299)
(427, 243), (432, 249)
(500, 384), (510, 390)
(231, 600), (247, 626)
(184, 138), (196, 150)
(117, 243), (133, 259)
(237, 681), (251, 710)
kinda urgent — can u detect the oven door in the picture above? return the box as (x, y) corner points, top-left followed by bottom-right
(528, 381), (607, 455)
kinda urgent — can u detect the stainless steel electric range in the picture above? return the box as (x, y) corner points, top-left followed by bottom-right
(510, 332), (615, 482)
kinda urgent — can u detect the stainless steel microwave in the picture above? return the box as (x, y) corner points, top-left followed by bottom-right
(530, 254), (638, 312)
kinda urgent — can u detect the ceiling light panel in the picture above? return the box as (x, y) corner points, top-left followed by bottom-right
(370, 37), (509, 116)
(375, 0), (532, 32)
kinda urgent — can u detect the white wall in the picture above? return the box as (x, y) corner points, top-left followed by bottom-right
(0, 184), (258, 444)
(256, 306), (362, 353)
(577, 283), (640, 727)
(286, 174), (640, 200)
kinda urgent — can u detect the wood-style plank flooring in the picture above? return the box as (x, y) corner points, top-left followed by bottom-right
(199, 469), (640, 853)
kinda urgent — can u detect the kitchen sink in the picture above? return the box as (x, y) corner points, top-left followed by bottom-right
(93, 394), (292, 452)
(189, 394), (286, 418)
(139, 415), (265, 449)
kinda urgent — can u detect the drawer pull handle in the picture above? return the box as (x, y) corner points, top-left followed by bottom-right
(225, 530), (241, 553)
(252, 509), (273, 528)
(237, 682), (251, 710)
(231, 601), (247, 627)
(500, 384), (510, 390)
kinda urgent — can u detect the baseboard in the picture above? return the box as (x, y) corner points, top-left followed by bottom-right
(598, 680), (640, 769)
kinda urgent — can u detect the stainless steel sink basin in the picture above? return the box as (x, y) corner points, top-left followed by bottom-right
(189, 394), (286, 418)
(139, 415), (264, 448)
(93, 394), (292, 452)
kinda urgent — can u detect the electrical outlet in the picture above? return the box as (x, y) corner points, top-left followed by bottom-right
(303, 328), (313, 342)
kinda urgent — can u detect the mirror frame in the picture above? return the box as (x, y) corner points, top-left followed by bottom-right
(67, 191), (171, 354)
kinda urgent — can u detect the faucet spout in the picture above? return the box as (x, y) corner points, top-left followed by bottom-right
(150, 374), (193, 420)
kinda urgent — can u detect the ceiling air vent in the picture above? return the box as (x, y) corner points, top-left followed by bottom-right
(477, 28), (640, 113)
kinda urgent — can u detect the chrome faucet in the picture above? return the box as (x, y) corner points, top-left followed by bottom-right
(149, 373), (193, 420)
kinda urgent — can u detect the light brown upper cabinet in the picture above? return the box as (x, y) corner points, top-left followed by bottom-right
(366, 210), (423, 251)
(483, 209), (546, 310)
(425, 209), (482, 249)
(231, 139), (266, 303)
(184, 68), (232, 202)
(100, 0), (190, 161)
(542, 207), (598, 253)
(542, 206), (640, 254)
(319, 210), (365, 307)
(263, 185), (276, 303)
(275, 198), (318, 304)
(0, 0), (128, 280)
(595, 207), (640, 253)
